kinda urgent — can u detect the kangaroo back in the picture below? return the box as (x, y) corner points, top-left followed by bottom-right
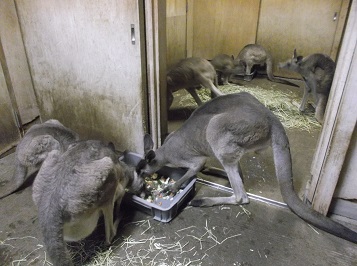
(235, 44), (298, 87)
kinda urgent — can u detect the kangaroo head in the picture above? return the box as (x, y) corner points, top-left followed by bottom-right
(136, 134), (163, 177)
(278, 49), (303, 71)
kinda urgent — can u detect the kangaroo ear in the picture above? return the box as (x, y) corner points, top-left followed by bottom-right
(293, 49), (297, 59)
(135, 159), (147, 174)
(145, 150), (156, 162)
(144, 134), (154, 153)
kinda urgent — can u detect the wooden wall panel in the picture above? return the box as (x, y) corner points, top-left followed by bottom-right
(0, 0), (39, 124)
(187, 0), (260, 59)
(0, 63), (20, 154)
(166, 0), (187, 66)
(257, 0), (346, 78)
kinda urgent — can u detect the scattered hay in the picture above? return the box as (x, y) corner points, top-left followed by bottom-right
(68, 218), (242, 266)
(0, 235), (51, 266)
(177, 84), (321, 132)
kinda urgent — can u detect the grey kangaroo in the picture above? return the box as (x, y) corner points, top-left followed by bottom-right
(210, 54), (245, 85)
(234, 44), (299, 87)
(167, 57), (223, 108)
(278, 49), (336, 124)
(32, 140), (143, 266)
(13, 119), (79, 187)
(139, 92), (357, 244)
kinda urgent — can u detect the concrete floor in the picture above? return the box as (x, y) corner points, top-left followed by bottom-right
(0, 77), (357, 265)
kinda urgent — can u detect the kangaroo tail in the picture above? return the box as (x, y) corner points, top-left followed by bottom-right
(266, 58), (300, 88)
(38, 202), (73, 266)
(270, 121), (357, 243)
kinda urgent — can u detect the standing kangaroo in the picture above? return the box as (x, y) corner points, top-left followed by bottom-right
(32, 140), (143, 266)
(234, 44), (299, 87)
(138, 92), (357, 244)
(278, 49), (336, 124)
(12, 119), (79, 187)
(210, 54), (245, 85)
(167, 57), (223, 108)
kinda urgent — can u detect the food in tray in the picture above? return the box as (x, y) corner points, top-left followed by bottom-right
(139, 173), (182, 205)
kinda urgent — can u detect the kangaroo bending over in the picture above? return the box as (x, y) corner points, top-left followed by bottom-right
(32, 140), (143, 266)
(278, 50), (336, 124)
(234, 44), (299, 87)
(210, 54), (245, 85)
(167, 57), (223, 108)
(138, 92), (357, 244)
(5, 119), (79, 198)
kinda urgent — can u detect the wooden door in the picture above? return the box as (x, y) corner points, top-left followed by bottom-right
(257, 0), (350, 78)
(15, 0), (148, 153)
(187, 0), (261, 59)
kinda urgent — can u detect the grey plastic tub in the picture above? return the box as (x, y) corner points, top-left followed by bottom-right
(120, 152), (196, 223)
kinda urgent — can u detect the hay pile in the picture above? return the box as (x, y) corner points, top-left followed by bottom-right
(178, 84), (321, 132)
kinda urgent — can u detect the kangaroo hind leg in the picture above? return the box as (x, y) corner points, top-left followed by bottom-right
(190, 161), (249, 207)
(190, 144), (249, 207)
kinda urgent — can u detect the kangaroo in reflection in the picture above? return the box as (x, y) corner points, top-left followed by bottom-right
(234, 44), (299, 87)
(167, 57), (223, 108)
(32, 140), (143, 266)
(13, 119), (79, 187)
(138, 92), (357, 244)
(278, 49), (336, 124)
(210, 54), (245, 85)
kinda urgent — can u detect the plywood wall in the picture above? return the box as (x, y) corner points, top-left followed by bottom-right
(187, 0), (260, 59)
(0, 63), (20, 153)
(257, 0), (348, 77)
(167, 0), (349, 77)
(166, 0), (187, 67)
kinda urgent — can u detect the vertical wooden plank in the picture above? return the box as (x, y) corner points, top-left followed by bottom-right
(0, 62), (21, 154)
(166, 0), (187, 66)
(308, 0), (357, 215)
(0, 0), (39, 124)
(145, 0), (168, 148)
(257, 0), (345, 78)
(186, 0), (194, 57)
(334, 128), (357, 199)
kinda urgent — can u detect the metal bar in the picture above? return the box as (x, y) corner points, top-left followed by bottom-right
(196, 178), (288, 209)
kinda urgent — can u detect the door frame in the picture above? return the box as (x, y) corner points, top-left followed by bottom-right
(307, 0), (357, 215)
(145, 0), (168, 148)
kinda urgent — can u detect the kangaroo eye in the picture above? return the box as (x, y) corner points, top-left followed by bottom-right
(145, 150), (156, 162)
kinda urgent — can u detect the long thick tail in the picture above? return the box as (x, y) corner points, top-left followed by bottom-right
(266, 59), (300, 88)
(38, 202), (73, 266)
(270, 121), (357, 243)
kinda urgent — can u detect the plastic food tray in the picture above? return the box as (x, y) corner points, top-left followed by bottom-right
(120, 152), (196, 223)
